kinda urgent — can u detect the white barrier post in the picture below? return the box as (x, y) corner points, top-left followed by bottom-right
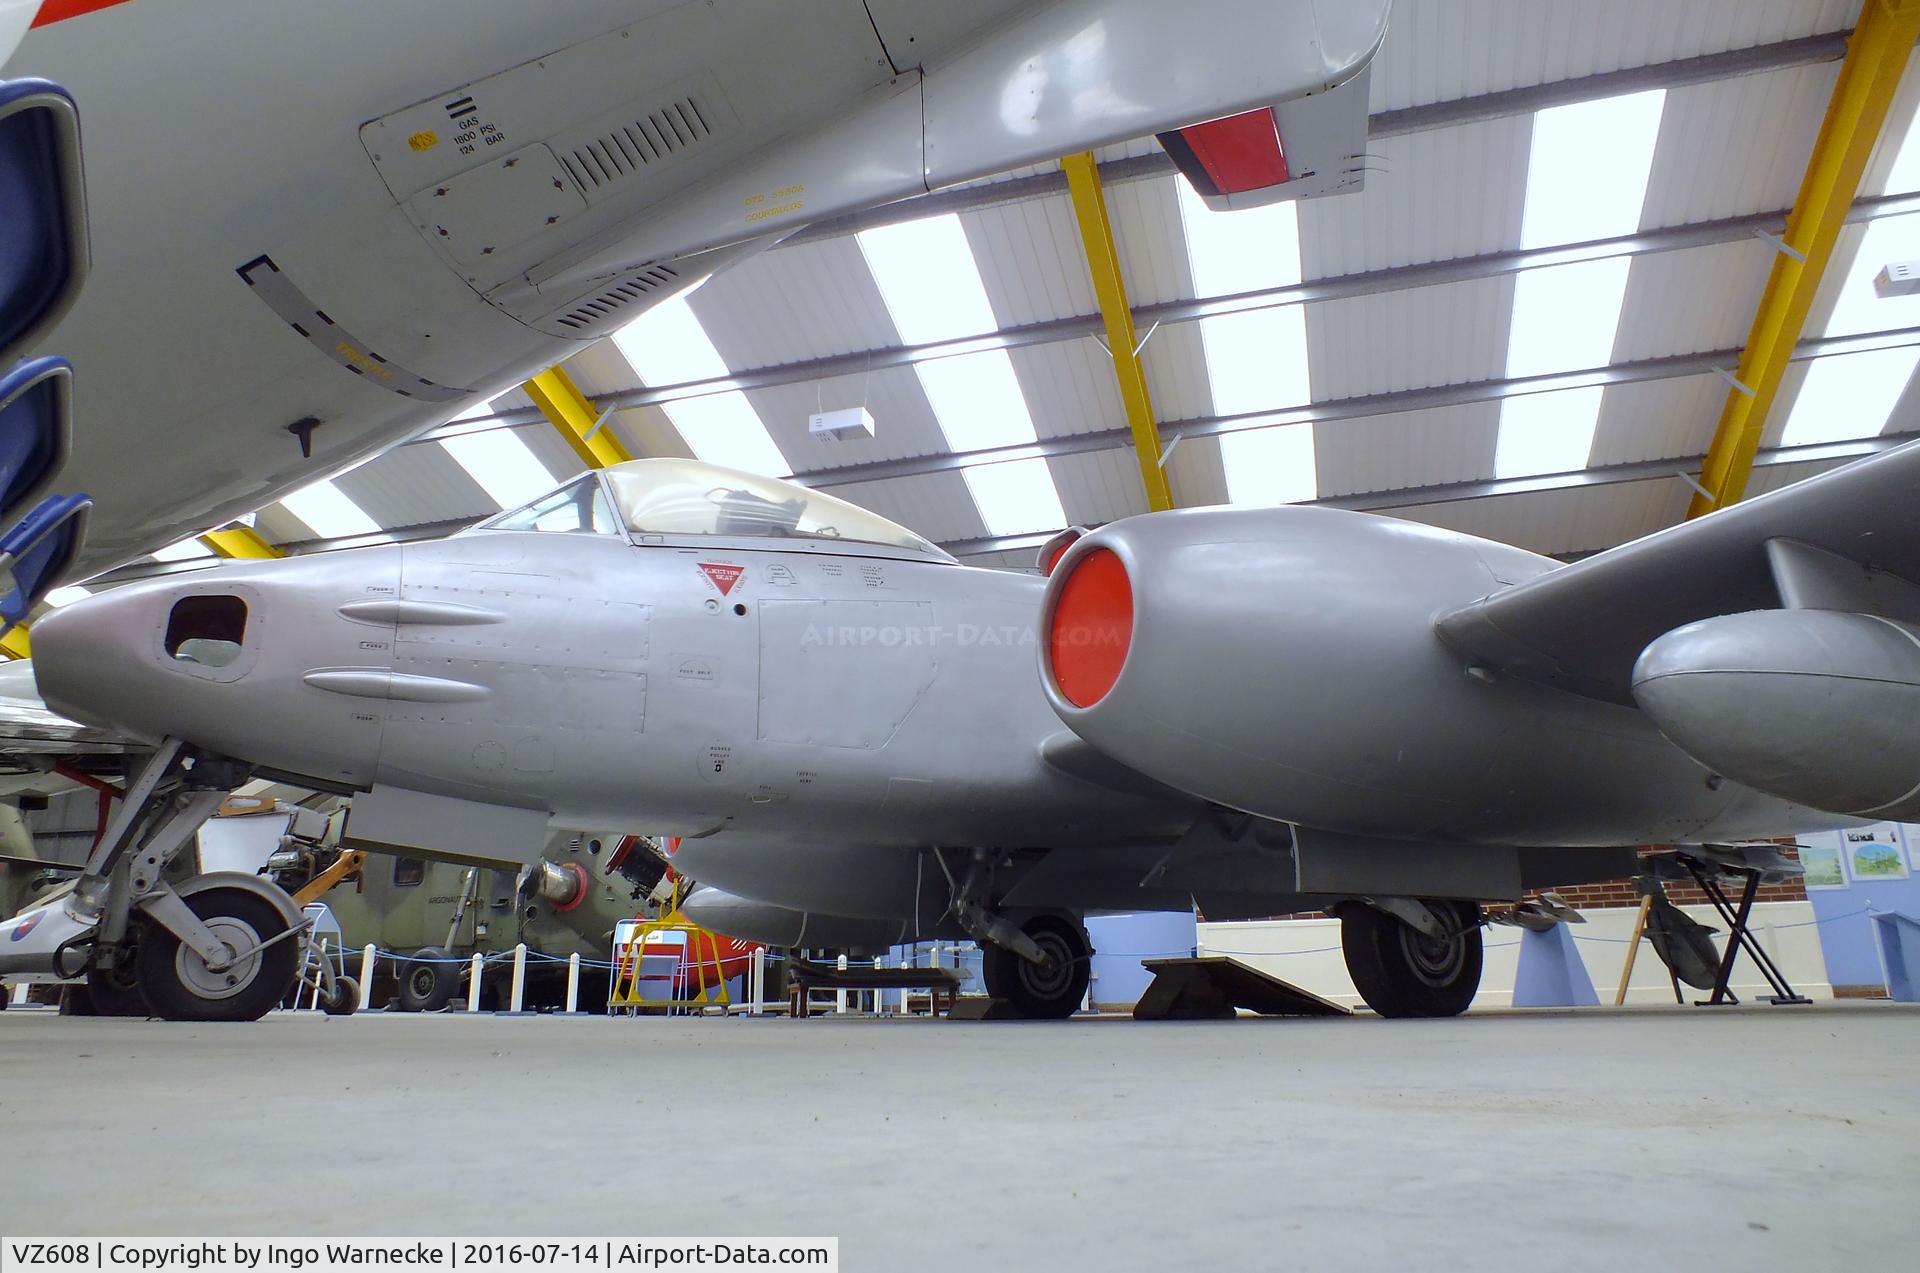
(565, 952), (581, 1014)
(9, 980), (27, 1006)
(874, 956), (887, 1015)
(750, 947), (766, 1015)
(467, 953), (485, 1012)
(508, 943), (528, 1013)
(307, 938), (329, 1010)
(835, 953), (848, 1015)
(357, 944), (376, 1010)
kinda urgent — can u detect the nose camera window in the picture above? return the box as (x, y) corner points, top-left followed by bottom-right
(164, 594), (247, 668)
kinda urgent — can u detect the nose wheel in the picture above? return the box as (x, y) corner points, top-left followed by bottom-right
(980, 913), (1091, 1019)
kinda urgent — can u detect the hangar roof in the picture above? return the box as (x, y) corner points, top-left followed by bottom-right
(72, 0), (1920, 597)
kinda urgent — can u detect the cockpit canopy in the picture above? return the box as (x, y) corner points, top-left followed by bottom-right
(478, 458), (954, 562)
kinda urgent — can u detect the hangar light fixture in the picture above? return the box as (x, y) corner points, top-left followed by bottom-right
(1175, 181), (1316, 505)
(1781, 120), (1920, 446)
(278, 479), (380, 539)
(1494, 89), (1666, 479)
(856, 215), (1067, 535)
(611, 297), (791, 478)
(439, 395), (557, 509)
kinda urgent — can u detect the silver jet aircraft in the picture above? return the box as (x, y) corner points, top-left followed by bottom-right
(5, 448), (1912, 1020)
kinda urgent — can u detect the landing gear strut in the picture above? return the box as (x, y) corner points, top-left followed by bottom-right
(1339, 898), (1484, 1018)
(939, 848), (1091, 1019)
(0, 738), (302, 1021)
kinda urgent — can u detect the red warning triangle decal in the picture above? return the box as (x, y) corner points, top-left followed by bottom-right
(697, 562), (745, 595)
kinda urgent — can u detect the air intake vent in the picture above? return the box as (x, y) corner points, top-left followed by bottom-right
(561, 95), (714, 192)
(554, 264), (682, 331)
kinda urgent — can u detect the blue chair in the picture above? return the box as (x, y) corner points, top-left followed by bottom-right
(0, 490), (90, 628)
(0, 356), (72, 528)
(0, 78), (88, 368)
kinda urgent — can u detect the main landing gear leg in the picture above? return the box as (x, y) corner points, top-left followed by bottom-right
(938, 848), (1091, 1019)
(1338, 898), (1485, 1018)
(0, 739), (301, 1021)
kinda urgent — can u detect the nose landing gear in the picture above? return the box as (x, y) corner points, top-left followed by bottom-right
(0, 737), (303, 1021)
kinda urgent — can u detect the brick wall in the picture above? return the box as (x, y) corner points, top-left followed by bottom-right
(1547, 845), (1807, 910)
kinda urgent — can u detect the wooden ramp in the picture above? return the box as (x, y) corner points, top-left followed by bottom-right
(1134, 956), (1351, 1020)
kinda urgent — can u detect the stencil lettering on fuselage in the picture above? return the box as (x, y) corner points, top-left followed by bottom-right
(757, 599), (936, 749)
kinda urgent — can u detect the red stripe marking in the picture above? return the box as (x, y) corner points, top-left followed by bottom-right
(1177, 108), (1290, 194)
(30, 0), (136, 28)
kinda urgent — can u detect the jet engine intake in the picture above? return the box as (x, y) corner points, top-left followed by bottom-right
(1633, 608), (1920, 820)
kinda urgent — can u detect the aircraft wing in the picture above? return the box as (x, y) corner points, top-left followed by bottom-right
(0, 658), (136, 763)
(1432, 439), (1920, 705)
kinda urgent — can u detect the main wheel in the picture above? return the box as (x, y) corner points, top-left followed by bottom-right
(981, 914), (1091, 1019)
(135, 887), (299, 1022)
(1340, 900), (1483, 1019)
(396, 947), (460, 1012)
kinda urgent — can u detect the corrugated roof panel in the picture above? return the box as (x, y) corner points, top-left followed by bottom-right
(1166, 434), (1229, 508)
(819, 471), (990, 545)
(333, 443), (491, 531)
(1300, 117), (1531, 276)
(1587, 373), (1727, 468)
(253, 504), (314, 547)
(1384, 472), (1689, 557)
(962, 194), (1096, 327)
(1878, 365), (1920, 436)
(1743, 455), (1855, 498)
(1611, 238), (1772, 362)
(1140, 320), (1215, 424)
(1307, 273), (1515, 401)
(690, 235), (898, 369)
(1638, 62), (1837, 228)
(1046, 446), (1153, 528)
(1007, 338), (1125, 440)
(1315, 401), (1501, 498)
(748, 364), (950, 472)
(1105, 175), (1197, 308)
(1368, 0), (1856, 114)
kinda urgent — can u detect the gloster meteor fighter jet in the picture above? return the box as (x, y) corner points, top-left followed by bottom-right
(9, 445), (1919, 1020)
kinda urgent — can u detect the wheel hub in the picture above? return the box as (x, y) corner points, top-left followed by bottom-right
(1398, 920), (1466, 987)
(173, 915), (264, 1001)
(1017, 930), (1076, 999)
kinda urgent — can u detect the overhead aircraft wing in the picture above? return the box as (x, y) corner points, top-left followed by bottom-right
(1433, 439), (1920, 705)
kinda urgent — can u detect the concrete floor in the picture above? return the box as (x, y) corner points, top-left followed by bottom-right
(1, 1004), (1916, 1271)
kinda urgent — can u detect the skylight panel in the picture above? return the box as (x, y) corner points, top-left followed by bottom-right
(442, 428), (557, 508)
(611, 297), (790, 477)
(962, 459), (1068, 536)
(857, 215), (1067, 537)
(279, 480), (380, 539)
(1494, 90), (1666, 478)
(436, 393), (558, 509)
(1175, 181), (1317, 503)
(44, 585), (91, 607)
(1781, 115), (1920, 446)
(855, 215), (999, 343)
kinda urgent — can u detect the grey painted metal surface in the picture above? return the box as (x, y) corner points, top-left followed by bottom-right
(28, 450), (1909, 943)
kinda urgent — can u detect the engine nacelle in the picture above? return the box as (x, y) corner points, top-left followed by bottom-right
(1633, 609), (1920, 820)
(679, 886), (930, 952)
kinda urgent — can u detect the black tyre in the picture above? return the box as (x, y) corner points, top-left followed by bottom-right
(981, 914), (1091, 1019)
(1340, 900), (1483, 1019)
(396, 947), (460, 1012)
(86, 951), (152, 1018)
(323, 976), (360, 1016)
(135, 887), (299, 1022)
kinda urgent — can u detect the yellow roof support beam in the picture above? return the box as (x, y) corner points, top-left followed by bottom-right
(1062, 151), (1175, 512)
(523, 365), (633, 470)
(1687, 0), (1920, 519)
(1, 625), (29, 660)
(201, 525), (283, 558)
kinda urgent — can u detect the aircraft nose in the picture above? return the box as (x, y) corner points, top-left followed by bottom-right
(30, 580), (164, 731)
